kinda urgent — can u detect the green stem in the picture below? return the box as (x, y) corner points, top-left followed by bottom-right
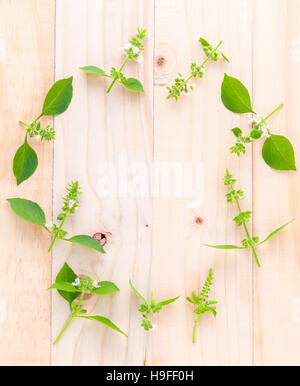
(264, 103), (283, 121)
(53, 315), (74, 345)
(107, 56), (130, 93)
(187, 40), (223, 81)
(35, 113), (43, 122)
(53, 293), (84, 345)
(76, 293), (84, 313)
(232, 186), (261, 268)
(192, 315), (200, 344)
(48, 209), (70, 252)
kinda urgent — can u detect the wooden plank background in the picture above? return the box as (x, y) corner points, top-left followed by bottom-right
(1, 0), (300, 366)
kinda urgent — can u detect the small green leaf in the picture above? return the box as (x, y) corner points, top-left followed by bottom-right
(222, 53), (230, 63)
(199, 37), (210, 47)
(80, 316), (127, 337)
(186, 297), (197, 305)
(122, 78), (144, 93)
(158, 296), (180, 307)
(129, 280), (147, 303)
(221, 74), (254, 114)
(262, 135), (296, 171)
(258, 220), (294, 245)
(80, 66), (108, 76)
(250, 129), (263, 139)
(204, 243), (248, 250)
(49, 281), (78, 292)
(42, 77), (73, 116)
(55, 262), (80, 303)
(231, 127), (242, 138)
(7, 198), (46, 226)
(92, 281), (120, 295)
(13, 141), (38, 185)
(64, 235), (106, 253)
(208, 307), (217, 318)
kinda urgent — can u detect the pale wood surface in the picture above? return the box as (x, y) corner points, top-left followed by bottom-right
(0, 0), (54, 365)
(152, 0), (253, 366)
(1, 0), (300, 366)
(252, 0), (300, 366)
(52, 0), (154, 366)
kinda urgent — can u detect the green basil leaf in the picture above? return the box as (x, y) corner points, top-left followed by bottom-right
(129, 280), (147, 303)
(64, 235), (105, 253)
(13, 141), (38, 185)
(199, 37), (210, 47)
(231, 127), (242, 138)
(80, 66), (108, 76)
(204, 243), (248, 250)
(208, 307), (217, 318)
(55, 263), (80, 303)
(221, 74), (254, 114)
(80, 315), (127, 337)
(92, 281), (119, 295)
(122, 78), (144, 93)
(49, 281), (78, 292)
(258, 220), (294, 246)
(42, 77), (73, 116)
(250, 129), (263, 139)
(222, 53), (230, 63)
(158, 296), (180, 307)
(7, 198), (46, 226)
(262, 134), (296, 171)
(186, 297), (197, 304)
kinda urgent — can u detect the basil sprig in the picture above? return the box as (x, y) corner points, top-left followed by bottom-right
(7, 181), (105, 254)
(50, 263), (126, 344)
(13, 77), (73, 185)
(221, 74), (296, 171)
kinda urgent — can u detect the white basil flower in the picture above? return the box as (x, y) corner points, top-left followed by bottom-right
(93, 280), (101, 289)
(150, 324), (157, 331)
(45, 221), (54, 229)
(72, 278), (80, 287)
(132, 46), (140, 55)
(68, 199), (76, 209)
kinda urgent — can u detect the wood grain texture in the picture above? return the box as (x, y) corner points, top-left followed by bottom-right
(1, 0), (300, 366)
(52, 0), (154, 365)
(0, 0), (54, 365)
(252, 0), (300, 365)
(152, 0), (253, 366)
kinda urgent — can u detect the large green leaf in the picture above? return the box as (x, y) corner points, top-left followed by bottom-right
(80, 315), (127, 337)
(122, 78), (144, 93)
(258, 220), (294, 245)
(262, 135), (296, 171)
(64, 235), (106, 253)
(80, 66), (108, 76)
(13, 141), (38, 185)
(204, 243), (248, 250)
(221, 74), (254, 114)
(55, 262), (80, 304)
(7, 198), (46, 226)
(49, 281), (78, 292)
(92, 281), (119, 295)
(42, 77), (73, 116)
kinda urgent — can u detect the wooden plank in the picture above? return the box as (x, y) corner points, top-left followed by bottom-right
(152, 0), (253, 365)
(0, 0), (54, 365)
(52, 0), (154, 365)
(253, 0), (300, 366)
(2, 0), (300, 366)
